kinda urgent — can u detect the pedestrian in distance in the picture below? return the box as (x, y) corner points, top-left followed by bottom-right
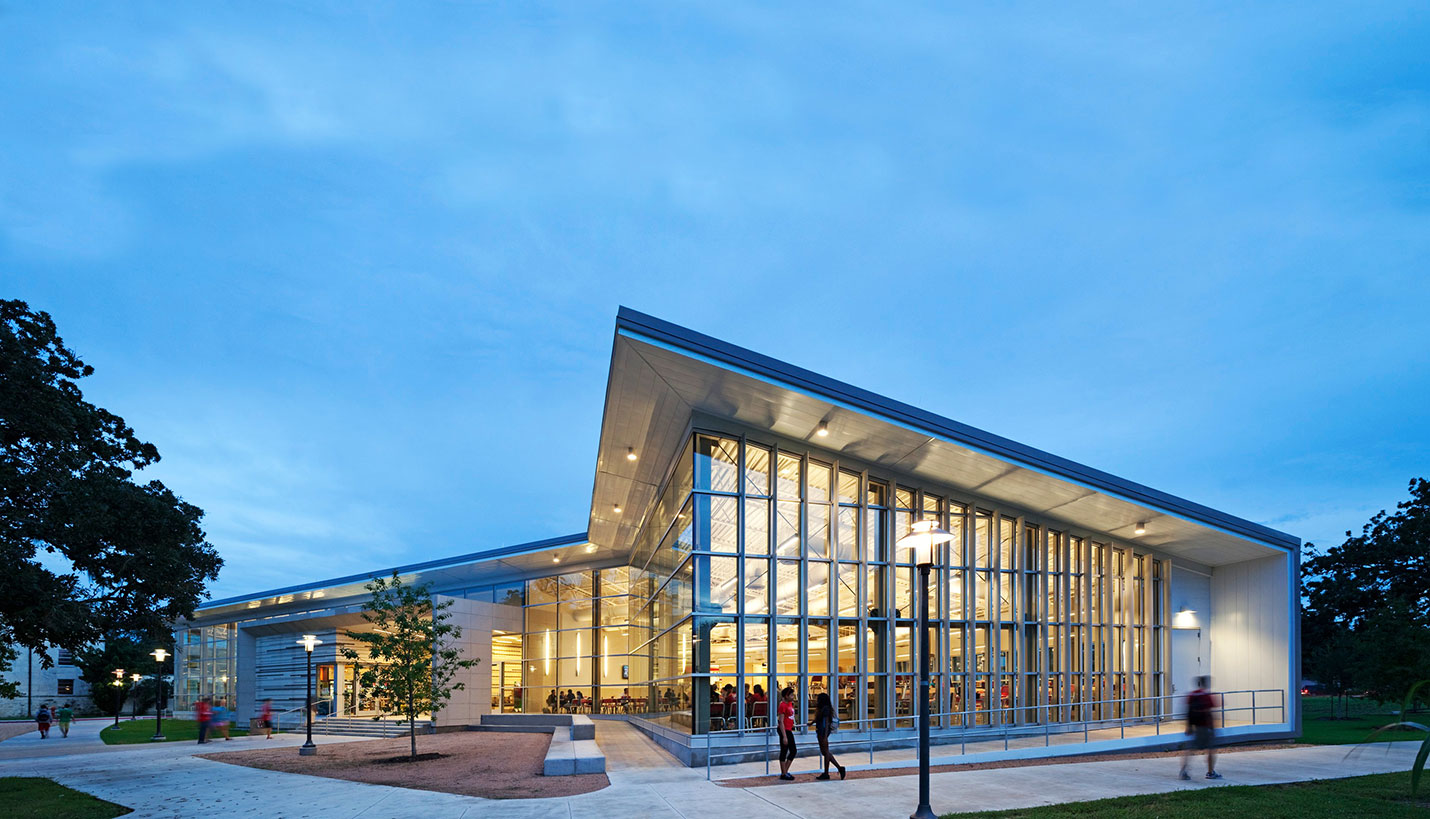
(1179, 675), (1222, 780)
(809, 691), (846, 780)
(57, 702), (74, 738)
(213, 697), (231, 740)
(776, 687), (798, 780)
(35, 704), (51, 739)
(195, 696), (212, 744)
(260, 698), (274, 739)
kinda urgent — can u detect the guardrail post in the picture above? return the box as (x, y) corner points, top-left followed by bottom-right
(1252, 690), (1257, 726)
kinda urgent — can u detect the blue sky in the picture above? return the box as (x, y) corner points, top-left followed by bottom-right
(3, 2), (1427, 599)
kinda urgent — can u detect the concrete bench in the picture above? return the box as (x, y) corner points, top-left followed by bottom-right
(476, 714), (603, 775)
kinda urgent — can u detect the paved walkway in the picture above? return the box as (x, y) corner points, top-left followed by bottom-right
(0, 719), (1420, 818)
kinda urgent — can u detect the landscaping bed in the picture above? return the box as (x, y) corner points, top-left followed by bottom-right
(200, 730), (608, 799)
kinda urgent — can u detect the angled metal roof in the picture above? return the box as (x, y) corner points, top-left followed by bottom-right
(196, 532), (589, 614)
(588, 307), (1297, 564)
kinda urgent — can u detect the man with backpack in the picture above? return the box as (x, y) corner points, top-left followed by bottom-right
(1179, 675), (1221, 780)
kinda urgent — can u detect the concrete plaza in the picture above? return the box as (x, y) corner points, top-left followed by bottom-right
(0, 719), (1421, 818)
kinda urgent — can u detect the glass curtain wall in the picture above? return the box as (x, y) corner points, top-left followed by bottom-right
(522, 567), (632, 714)
(174, 624), (237, 711)
(615, 429), (1169, 736)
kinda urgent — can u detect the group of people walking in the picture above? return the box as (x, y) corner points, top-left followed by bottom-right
(32, 703), (74, 738)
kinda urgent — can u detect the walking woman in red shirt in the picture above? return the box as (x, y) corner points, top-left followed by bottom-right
(776, 687), (798, 780)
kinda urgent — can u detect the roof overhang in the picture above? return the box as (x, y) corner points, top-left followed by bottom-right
(589, 308), (1298, 568)
(191, 532), (597, 622)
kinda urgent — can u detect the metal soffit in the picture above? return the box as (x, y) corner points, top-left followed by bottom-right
(589, 307), (1298, 568)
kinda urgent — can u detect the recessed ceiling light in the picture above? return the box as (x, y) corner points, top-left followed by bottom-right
(552, 556), (561, 563)
(1134, 522), (1147, 535)
(816, 422), (829, 437)
(585, 544), (597, 554)
(626, 447), (638, 462)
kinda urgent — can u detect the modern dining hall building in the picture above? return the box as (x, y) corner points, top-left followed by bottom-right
(175, 307), (1301, 765)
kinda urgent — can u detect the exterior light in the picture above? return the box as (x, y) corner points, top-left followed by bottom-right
(626, 447), (637, 462)
(111, 669), (124, 730)
(112, 668), (124, 680)
(896, 519), (955, 568)
(613, 504), (622, 514)
(295, 635), (321, 755)
(1173, 608), (1199, 630)
(552, 556), (561, 563)
(894, 519), (954, 819)
(148, 648), (169, 741)
(1134, 522), (1147, 535)
(585, 544), (597, 553)
(816, 421), (829, 437)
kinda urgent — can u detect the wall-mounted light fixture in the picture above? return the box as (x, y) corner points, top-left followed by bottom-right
(1172, 607), (1199, 629)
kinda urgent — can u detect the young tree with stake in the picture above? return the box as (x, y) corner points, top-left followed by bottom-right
(342, 573), (481, 759)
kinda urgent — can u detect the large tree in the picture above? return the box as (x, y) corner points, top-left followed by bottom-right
(0, 300), (221, 697)
(1303, 478), (1430, 707)
(342, 573), (480, 759)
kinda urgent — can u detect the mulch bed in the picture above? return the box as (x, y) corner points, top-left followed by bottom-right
(201, 731), (608, 799)
(722, 742), (1302, 787)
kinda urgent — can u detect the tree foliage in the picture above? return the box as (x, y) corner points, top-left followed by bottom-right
(341, 573), (481, 758)
(74, 635), (174, 716)
(1303, 478), (1430, 707)
(0, 300), (221, 695)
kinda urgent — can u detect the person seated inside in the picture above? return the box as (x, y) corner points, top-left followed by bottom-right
(546, 690), (558, 713)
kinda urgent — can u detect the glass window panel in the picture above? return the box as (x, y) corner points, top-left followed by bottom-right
(708, 556), (739, 614)
(947, 569), (963, 620)
(999, 517), (1016, 571)
(560, 572), (593, 601)
(946, 513), (965, 568)
(701, 495), (739, 553)
(999, 573), (1013, 620)
(865, 623), (886, 673)
(893, 510), (913, 564)
(694, 434), (740, 493)
(808, 622), (832, 700)
(807, 461), (832, 503)
(922, 493), (942, 519)
(775, 622), (801, 690)
(744, 442), (772, 496)
(838, 470), (860, 504)
(867, 507), (888, 562)
(836, 506), (859, 561)
(866, 564), (883, 616)
(526, 603), (559, 632)
(745, 497), (771, 556)
(807, 560), (831, 617)
(743, 619), (769, 680)
(774, 560), (801, 616)
(599, 566), (630, 597)
(836, 562), (860, 617)
(743, 557), (771, 615)
(893, 566), (913, 618)
(807, 503), (831, 558)
(559, 598), (594, 630)
(975, 512), (992, 568)
(974, 571), (990, 620)
(896, 487), (915, 510)
(599, 595), (628, 626)
(776, 452), (802, 499)
(867, 480), (887, 508)
(775, 501), (801, 557)
(528, 576), (560, 607)
(559, 629), (587, 657)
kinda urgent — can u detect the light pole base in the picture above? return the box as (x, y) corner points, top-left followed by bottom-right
(299, 744), (317, 756)
(911, 806), (937, 819)
(150, 735), (166, 742)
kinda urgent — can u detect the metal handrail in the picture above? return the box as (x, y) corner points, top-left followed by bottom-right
(703, 687), (1286, 779)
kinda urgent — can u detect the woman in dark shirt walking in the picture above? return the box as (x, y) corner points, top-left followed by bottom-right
(809, 692), (846, 780)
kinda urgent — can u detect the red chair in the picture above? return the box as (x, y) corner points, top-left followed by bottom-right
(750, 699), (768, 728)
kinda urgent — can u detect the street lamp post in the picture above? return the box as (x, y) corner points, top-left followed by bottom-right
(130, 673), (142, 721)
(897, 519), (956, 819)
(111, 669), (124, 730)
(297, 634), (323, 756)
(149, 648), (169, 741)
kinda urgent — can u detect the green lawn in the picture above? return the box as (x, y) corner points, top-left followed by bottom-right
(0, 778), (131, 818)
(99, 718), (246, 745)
(1299, 696), (1424, 745)
(945, 771), (1429, 818)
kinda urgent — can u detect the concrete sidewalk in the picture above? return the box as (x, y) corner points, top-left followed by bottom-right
(0, 721), (1420, 818)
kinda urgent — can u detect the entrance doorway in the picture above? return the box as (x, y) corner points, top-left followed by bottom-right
(1170, 628), (1202, 715)
(491, 631), (523, 712)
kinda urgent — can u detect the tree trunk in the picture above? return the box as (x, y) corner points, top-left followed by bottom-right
(409, 694), (417, 758)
